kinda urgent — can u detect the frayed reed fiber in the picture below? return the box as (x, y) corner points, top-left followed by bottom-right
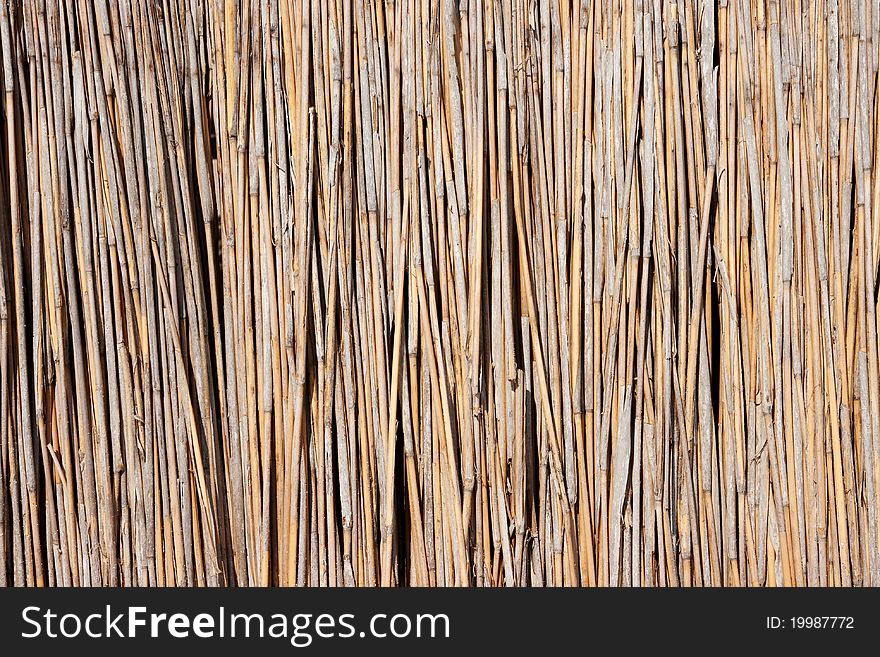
(0, 0), (879, 587)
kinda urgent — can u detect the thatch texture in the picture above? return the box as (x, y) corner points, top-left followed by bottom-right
(1, 0), (879, 586)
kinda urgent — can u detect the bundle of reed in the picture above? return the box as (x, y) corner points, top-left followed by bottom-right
(0, 0), (878, 587)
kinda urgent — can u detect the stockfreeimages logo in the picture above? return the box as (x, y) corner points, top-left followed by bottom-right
(21, 606), (451, 647)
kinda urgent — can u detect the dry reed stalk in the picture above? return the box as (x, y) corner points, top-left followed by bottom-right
(0, 0), (879, 587)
